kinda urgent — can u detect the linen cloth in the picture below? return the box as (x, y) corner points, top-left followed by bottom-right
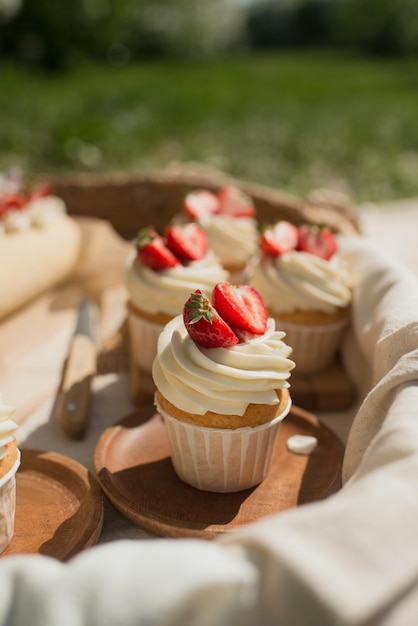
(0, 204), (418, 625)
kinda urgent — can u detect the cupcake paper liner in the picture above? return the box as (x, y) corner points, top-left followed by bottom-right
(127, 310), (166, 404)
(157, 396), (292, 493)
(0, 450), (21, 554)
(225, 266), (247, 286)
(127, 310), (165, 375)
(277, 317), (349, 375)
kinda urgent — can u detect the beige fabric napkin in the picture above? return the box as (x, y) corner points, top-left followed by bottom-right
(1, 212), (418, 625)
(219, 235), (418, 625)
(341, 235), (418, 480)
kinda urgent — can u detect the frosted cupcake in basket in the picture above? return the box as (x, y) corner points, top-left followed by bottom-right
(152, 282), (295, 493)
(249, 221), (352, 374)
(0, 394), (20, 553)
(125, 222), (229, 403)
(179, 186), (259, 283)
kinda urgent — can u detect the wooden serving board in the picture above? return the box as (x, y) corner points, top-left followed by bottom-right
(2, 449), (104, 561)
(94, 404), (344, 539)
(290, 359), (356, 411)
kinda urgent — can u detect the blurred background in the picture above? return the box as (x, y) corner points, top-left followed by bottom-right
(1, 0), (417, 203)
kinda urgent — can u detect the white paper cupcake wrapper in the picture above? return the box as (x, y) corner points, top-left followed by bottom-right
(157, 397), (292, 493)
(278, 317), (349, 375)
(226, 266), (247, 285)
(0, 450), (20, 554)
(127, 310), (165, 375)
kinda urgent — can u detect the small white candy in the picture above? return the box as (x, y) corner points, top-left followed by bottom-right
(287, 435), (318, 455)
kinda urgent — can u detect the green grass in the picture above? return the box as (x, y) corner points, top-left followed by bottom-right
(1, 51), (418, 203)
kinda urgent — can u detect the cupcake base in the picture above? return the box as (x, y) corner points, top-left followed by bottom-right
(0, 439), (21, 554)
(272, 308), (350, 375)
(155, 389), (291, 493)
(127, 301), (172, 405)
(223, 262), (249, 286)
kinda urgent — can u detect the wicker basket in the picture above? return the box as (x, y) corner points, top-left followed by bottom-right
(50, 162), (360, 239)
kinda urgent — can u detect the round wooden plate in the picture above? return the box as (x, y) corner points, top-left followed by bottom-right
(94, 405), (344, 539)
(2, 449), (104, 561)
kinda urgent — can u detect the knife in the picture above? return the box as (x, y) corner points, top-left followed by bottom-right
(56, 297), (97, 439)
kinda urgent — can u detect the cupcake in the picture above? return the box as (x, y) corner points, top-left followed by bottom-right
(126, 222), (229, 403)
(180, 186), (259, 283)
(249, 221), (352, 375)
(0, 394), (20, 553)
(152, 282), (294, 493)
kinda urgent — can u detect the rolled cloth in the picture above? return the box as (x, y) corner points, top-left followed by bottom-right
(0, 215), (82, 321)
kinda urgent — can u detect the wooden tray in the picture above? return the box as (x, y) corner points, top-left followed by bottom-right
(94, 404), (344, 539)
(2, 449), (104, 561)
(290, 359), (356, 411)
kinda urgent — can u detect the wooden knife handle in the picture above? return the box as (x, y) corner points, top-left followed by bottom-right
(56, 334), (96, 439)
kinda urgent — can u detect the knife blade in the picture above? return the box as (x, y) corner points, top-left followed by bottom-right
(56, 297), (97, 439)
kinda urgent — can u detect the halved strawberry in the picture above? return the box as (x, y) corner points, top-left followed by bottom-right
(183, 290), (239, 348)
(260, 220), (299, 257)
(212, 283), (268, 336)
(165, 223), (209, 262)
(29, 182), (52, 200)
(217, 186), (255, 218)
(135, 227), (180, 270)
(297, 224), (338, 260)
(183, 189), (220, 220)
(0, 193), (27, 214)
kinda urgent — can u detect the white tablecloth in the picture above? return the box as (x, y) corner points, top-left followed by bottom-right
(1, 199), (418, 626)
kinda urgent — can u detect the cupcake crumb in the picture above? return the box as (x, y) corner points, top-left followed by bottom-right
(287, 435), (318, 455)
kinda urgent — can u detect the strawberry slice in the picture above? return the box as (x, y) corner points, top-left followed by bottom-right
(165, 223), (209, 262)
(297, 224), (338, 260)
(183, 290), (239, 348)
(0, 193), (27, 214)
(136, 227), (180, 270)
(29, 182), (52, 200)
(217, 186), (255, 218)
(212, 283), (268, 336)
(183, 189), (220, 220)
(260, 220), (299, 257)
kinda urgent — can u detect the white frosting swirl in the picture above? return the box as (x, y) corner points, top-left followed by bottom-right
(198, 215), (258, 267)
(3, 209), (31, 233)
(152, 315), (295, 416)
(27, 195), (67, 226)
(250, 250), (352, 314)
(0, 394), (18, 460)
(126, 250), (229, 317)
